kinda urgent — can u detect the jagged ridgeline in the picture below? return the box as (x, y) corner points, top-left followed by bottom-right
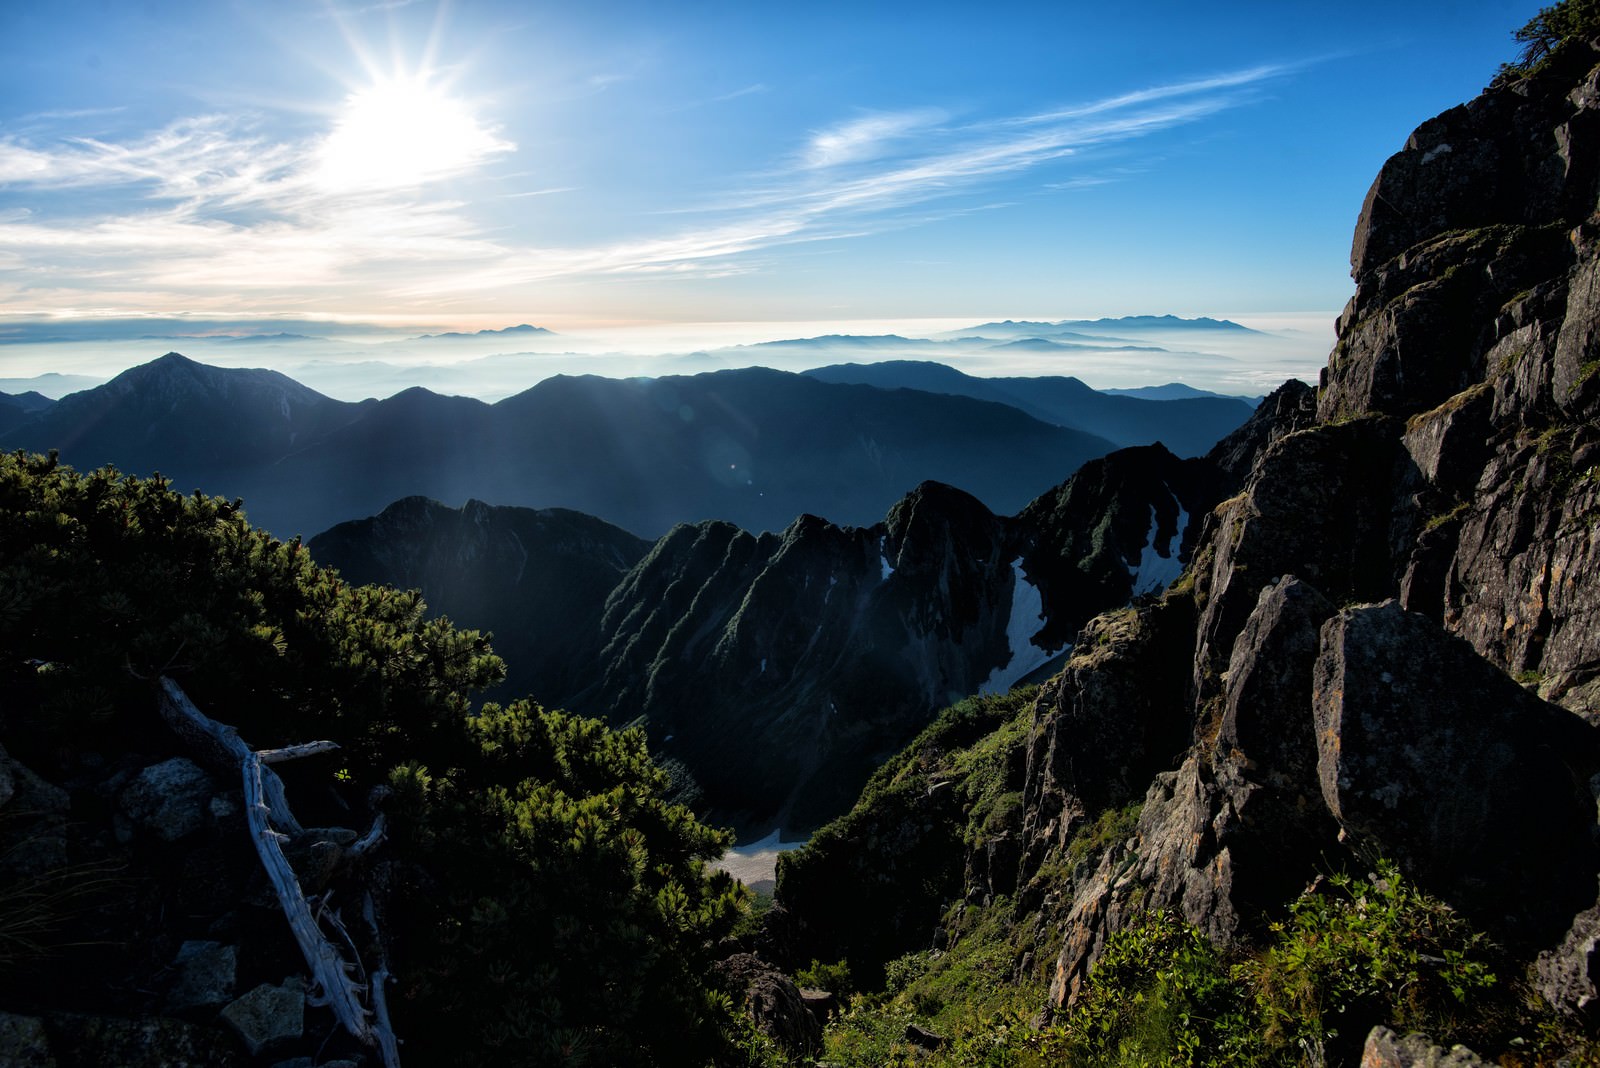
(0, 452), (759, 1066)
(754, 10), (1600, 1067)
(310, 423), (1283, 835)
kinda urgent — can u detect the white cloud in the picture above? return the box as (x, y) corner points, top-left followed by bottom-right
(0, 62), (1289, 313)
(803, 109), (946, 169)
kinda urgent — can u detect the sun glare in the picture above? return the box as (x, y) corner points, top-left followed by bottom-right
(314, 74), (511, 193)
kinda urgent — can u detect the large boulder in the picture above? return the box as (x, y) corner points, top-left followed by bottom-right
(218, 978), (304, 1057)
(117, 757), (215, 842)
(1360, 1025), (1490, 1067)
(713, 953), (821, 1056)
(1313, 600), (1600, 944)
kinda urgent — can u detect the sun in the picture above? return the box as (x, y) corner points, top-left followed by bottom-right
(313, 73), (512, 193)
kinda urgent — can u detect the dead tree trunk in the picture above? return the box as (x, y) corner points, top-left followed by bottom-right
(157, 676), (401, 1068)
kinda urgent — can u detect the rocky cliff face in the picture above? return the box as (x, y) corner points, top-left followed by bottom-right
(772, 35), (1600, 1037)
(1017, 38), (1600, 1018)
(309, 432), (1247, 836)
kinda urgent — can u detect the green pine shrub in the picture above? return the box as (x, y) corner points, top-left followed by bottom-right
(0, 451), (754, 1067)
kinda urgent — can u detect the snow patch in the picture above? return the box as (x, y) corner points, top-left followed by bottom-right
(760, 658), (767, 674)
(711, 829), (808, 892)
(879, 536), (895, 581)
(979, 558), (1062, 695)
(1127, 487), (1188, 597)
(825, 573), (838, 604)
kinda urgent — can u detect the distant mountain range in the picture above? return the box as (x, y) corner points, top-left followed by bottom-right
(1058, 314), (1254, 331)
(410, 323), (557, 341)
(0, 353), (1257, 539)
(946, 315), (1259, 341)
(1101, 382), (1260, 403)
(802, 360), (1255, 458)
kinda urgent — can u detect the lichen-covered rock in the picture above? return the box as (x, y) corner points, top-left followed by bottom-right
(164, 940), (237, 1013)
(1211, 576), (1341, 915)
(713, 953), (821, 1056)
(118, 757), (214, 842)
(1325, 224), (1573, 421)
(218, 978), (304, 1057)
(1314, 600), (1600, 943)
(0, 1013), (55, 1068)
(1192, 419), (1405, 707)
(1018, 598), (1193, 880)
(1535, 876), (1600, 1017)
(1443, 436), (1600, 716)
(1360, 1025), (1490, 1067)
(1045, 578), (1339, 1009)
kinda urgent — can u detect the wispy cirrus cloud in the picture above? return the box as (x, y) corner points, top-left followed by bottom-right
(0, 61), (1290, 315)
(802, 108), (947, 169)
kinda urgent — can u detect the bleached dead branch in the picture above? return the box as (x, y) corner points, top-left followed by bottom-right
(157, 676), (401, 1068)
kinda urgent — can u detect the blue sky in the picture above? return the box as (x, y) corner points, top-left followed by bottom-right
(0, 0), (1545, 340)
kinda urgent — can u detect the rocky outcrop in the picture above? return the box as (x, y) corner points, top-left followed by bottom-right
(1190, 417), (1406, 711)
(1361, 1026), (1490, 1067)
(1204, 378), (1319, 489)
(1315, 601), (1600, 943)
(1018, 36), (1600, 1028)
(713, 954), (822, 1056)
(1321, 37), (1600, 714)
(1038, 578), (1341, 1006)
(1017, 598), (1193, 879)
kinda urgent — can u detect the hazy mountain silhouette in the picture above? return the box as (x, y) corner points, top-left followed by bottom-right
(2, 355), (1123, 539)
(803, 360), (1253, 458)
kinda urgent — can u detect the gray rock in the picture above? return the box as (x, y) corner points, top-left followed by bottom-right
(1192, 419), (1404, 708)
(1360, 1025), (1489, 1067)
(0, 1012), (54, 1068)
(1204, 379), (1318, 490)
(118, 757), (214, 842)
(1218, 577), (1335, 787)
(713, 953), (821, 1056)
(42, 1013), (243, 1067)
(1018, 598), (1193, 880)
(798, 988), (837, 1021)
(1314, 601), (1600, 942)
(1213, 576), (1342, 914)
(0, 746), (71, 878)
(219, 978), (304, 1056)
(1444, 441), (1600, 717)
(165, 939), (237, 1013)
(1535, 878), (1600, 1017)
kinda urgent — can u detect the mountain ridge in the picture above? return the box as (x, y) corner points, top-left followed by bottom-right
(2, 356), (1256, 538)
